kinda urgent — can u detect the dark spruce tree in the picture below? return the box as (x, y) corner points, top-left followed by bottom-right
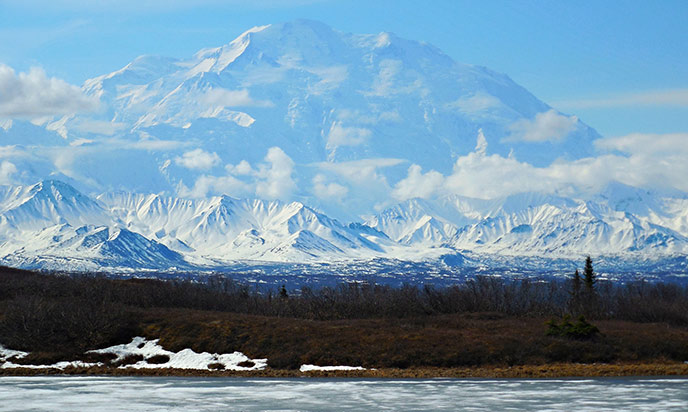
(583, 256), (596, 291)
(569, 269), (582, 314)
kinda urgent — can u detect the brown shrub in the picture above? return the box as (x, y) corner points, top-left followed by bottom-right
(145, 354), (170, 364)
(237, 360), (255, 368)
(82, 352), (118, 364)
(113, 354), (143, 367)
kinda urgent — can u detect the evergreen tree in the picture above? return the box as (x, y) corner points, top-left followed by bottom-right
(279, 284), (288, 299)
(583, 256), (596, 290)
(569, 269), (582, 314)
(573, 269), (582, 295)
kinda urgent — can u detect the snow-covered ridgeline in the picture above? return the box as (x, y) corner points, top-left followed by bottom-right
(0, 179), (687, 271)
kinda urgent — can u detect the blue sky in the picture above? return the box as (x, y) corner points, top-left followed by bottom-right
(0, 0), (686, 137)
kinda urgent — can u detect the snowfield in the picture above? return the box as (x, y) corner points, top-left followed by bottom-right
(1, 338), (369, 373)
(88, 337), (267, 371)
(0, 337), (267, 371)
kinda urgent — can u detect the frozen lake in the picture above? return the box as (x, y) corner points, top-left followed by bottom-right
(1, 376), (687, 411)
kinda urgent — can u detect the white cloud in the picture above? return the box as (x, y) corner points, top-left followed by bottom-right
(177, 147), (297, 200)
(446, 92), (502, 115)
(177, 174), (249, 198)
(255, 147), (296, 199)
(312, 174), (348, 201)
(0, 64), (99, 118)
(226, 160), (254, 175)
(126, 138), (188, 151)
(594, 132), (688, 155)
(307, 65), (349, 94)
(555, 89), (688, 109)
(392, 164), (444, 201)
(0, 161), (17, 184)
(507, 109), (578, 142)
(71, 119), (127, 136)
(201, 88), (273, 108)
(175, 149), (221, 170)
(336, 109), (401, 125)
(391, 131), (688, 200)
(316, 158), (403, 185)
(326, 122), (372, 147)
(366, 59), (427, 97)
(590, 132), (688, 192)
(444, 148), (558, 199)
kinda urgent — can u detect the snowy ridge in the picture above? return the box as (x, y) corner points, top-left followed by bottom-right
(0, 180), (686, 272)
(370, 184), (688, 258)
(97, 191), (395, 262)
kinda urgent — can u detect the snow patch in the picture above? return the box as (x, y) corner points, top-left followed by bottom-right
(1, 360), (100, 370)
(0, 345), (28, 362)
(88, 337), (267, 371)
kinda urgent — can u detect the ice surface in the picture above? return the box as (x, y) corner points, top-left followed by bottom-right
(0, 376), (687, 411)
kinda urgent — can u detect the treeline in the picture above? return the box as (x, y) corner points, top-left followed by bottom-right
(0, 265), (687, 353)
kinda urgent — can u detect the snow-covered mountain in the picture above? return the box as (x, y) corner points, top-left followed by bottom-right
(0, 180), (404, 269)
(6, 19), (598, 214)
(97, 191), (393, 262)
(368, 184), (688, 258)
(0, 181), (185, 270)
(0, 180), (686, 272)
(1, 20), (685, 274)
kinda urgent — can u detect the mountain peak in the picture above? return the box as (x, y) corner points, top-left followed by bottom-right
(55, 21), (602, 219)
(30, 179), (83, 200)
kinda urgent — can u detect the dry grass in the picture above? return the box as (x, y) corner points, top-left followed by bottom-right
(2, 267), (688, 377)
(1, 362), (687, 378)
(133, 308), (688, 370)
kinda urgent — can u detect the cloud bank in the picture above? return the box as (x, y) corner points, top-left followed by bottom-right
(0, 64), (98, 118)
(392, 131), (688, 201)
(178, 146), (297, 200)
(507, 109), (578, 142)
(175, 149), (221, 170)
(556, 89), (688, 110)
(201, 88), (273, 108)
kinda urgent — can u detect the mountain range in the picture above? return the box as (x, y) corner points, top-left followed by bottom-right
(1, 20), (686, 274)
(0, 179), (686, 273)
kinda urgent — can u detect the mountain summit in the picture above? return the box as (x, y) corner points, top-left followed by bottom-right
(6, 19), (599, 216)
